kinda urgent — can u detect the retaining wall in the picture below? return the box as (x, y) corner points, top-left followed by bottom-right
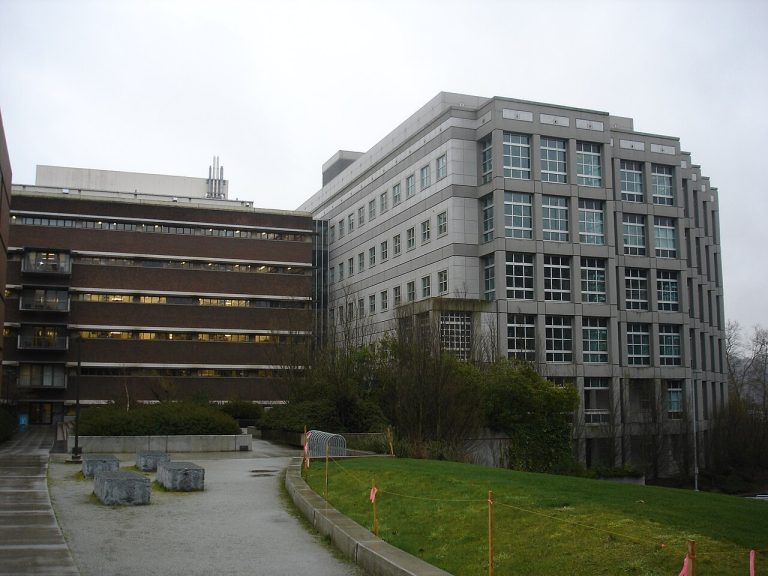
(67, 434), (251, 453)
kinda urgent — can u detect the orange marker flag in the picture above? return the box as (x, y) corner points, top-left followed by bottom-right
(370, 485), (378, 503)
(678, 554), (689, 576)
(750, 549), (755, 576)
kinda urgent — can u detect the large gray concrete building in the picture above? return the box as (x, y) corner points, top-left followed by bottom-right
(300, 92), (725, 471)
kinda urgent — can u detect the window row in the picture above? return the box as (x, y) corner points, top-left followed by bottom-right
(481, 193), (678, 256)
(73, 330), (295, 343)
(331, 270), (449, 324)
(330, 211), (448, 283)
(329, 154), (447, 243)
(507, 314), (682, 366)
(64, 292), (309, 309)
(12, 214), (311, 242)
(71, 255), (309, 275)
(484, 253), (680, 310)
(482, 133), (675, 203)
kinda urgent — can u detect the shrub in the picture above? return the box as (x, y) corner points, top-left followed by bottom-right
(78, 402), (241, 436)
(219, 400), (264, 427)
(0, 407), (15, 442)
(260, 400), (342, 433)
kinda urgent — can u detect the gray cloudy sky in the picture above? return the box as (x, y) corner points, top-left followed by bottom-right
(1, 0), (766, 330)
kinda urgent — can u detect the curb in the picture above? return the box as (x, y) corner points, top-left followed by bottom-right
(285, 458), (452, 576)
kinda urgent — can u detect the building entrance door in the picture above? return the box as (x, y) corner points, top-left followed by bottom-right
(28, 403), (53, 425)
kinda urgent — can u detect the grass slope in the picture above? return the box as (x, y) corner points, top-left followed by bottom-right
(303, 457), (767, 576)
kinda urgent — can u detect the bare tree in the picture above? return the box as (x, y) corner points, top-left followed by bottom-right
(726, 321), (768, 409)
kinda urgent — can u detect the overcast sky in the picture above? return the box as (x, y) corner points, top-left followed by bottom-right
(1, 0), (766, 330)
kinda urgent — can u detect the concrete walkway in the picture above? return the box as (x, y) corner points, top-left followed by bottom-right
(0, 426), (78, 575)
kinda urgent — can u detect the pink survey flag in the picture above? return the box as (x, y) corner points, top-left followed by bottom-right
(750, 549), (755, 576)
(370, 486), (378, 503)
(678, 554), (689, 576)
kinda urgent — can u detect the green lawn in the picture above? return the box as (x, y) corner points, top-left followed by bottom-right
(303, 457), (767, 576)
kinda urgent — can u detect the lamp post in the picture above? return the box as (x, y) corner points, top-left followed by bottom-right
(70, 333), (82, 462)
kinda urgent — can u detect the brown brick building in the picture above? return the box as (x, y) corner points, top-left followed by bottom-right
(3, 167), (314, 423)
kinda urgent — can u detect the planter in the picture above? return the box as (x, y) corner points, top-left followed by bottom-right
(66, 434), (252, 453)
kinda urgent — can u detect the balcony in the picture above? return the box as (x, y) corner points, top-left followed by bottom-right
(21, 251), (72, 275)
(17, 326), (69, 350)
(19, 289), (70, 313)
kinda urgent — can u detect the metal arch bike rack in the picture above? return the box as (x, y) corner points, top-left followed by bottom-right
(306, 430), (347, 458)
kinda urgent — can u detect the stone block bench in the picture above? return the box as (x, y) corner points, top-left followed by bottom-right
(82, 454), (119, 478)
(94, 471), (151, 505)
(136, 450), (170, 472)
(157, 461), (204, 491)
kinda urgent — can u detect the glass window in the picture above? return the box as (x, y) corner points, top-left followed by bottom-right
(393, 234), (401, 255)
(436, 154), (447, 180)
(505, 192), (533, 239)
(347, 257), (354, 276)
(508, 314), (535, 361)
(338, 262), (344, 281)
(421, 219), (431, 243)
(421, 275), (431, 298)
(407, 281), (415, 302)
(338, 218), (345, 238)
(583, 317), (608, 363)
(407, 227), (415, 250)
(358, 252), (365, 272)
(627, 323), (650, 365)
(540, 137), (567, 183)
(393, 286), (401, 306)
(440, 312), (472, 360)
(329, 266), (335, 284)
(578, 199), (605, 245)
(652, 164), (674, 205)
(623, 213), (646, 255)
(406, 174), (415, 198)
(481, 194), (495, 243)
(654, 216), (677, 258)
(358, 206), (365, 227)
(381, 240), (388, 261)
(369, 294), (376, 314)
(666, 381), (683, 419)
(542, 195), (569, 241)
(503, 133), (531, 179)
(368, 199), (376, 220)
(506, 253), (534, 299)
(329, 225), (335, 244)
(480, 136), (493, 184)
(581, 258), (607, 303)
(380, 191), (389, 213)
(576, 142), (602, 187)
(625, 268), (648, 310)
(483, 254), (495, 301)
(392, 183), (402, 205)
(546, 316), (572, 362)
(657, 270), (679, 311)
(437, 211), (447, 236)
(438, 270), (448, 294)
(621, 160), (644, 202)
(420, 165), (431, 190)
(380, 290), (388, 311)
(544, 255), (571, 301)
(369, 246), (376, 267)
(348, 213), (354, 233)
(659, 325), (681, 366)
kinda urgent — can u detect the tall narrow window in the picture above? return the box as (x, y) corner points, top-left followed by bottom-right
(420, 165), (431, 190)
(407, 281), (415, 302)
(358, 252), (365, 273)
(421, 220), (431, 243)
(546, 316), (573, 362)
(576, 142), (602, 187)
(657, 270), (679, 311)
(623, 213), (646, 255)
(666, 381), (683, 419)
(369, 294), (376, 314)
(380, 290), (388, 311)
(338, 218), (345, 238)
(481, 194), (494, 243)
(583, 317), (608, 363)
(508, 314), (535, 361)
(393, 234), (401, 256)
(542, 195), (569, 241)
(436, 154), (447, 180)
(406, 174), (415, 198)
(437, 211), (447, 236)
(421, 275), (431, 298)
(625, 268), (648, 310)
(503, 133), (531, 179)
(659, 325), (682, 366)
(654, 216), (677, 258)
(540, 137), (567, 183)
(407, 227), (415, 250)
(627, 323), (651, 365)
(358, 206), (365, 227)
(620, 160), (643, 202)
(544, 255), (571, 301)
(380, 240), (389, 261)
(329, 225), (335, 244)
(438, 270), (448, 294)
(482, 254), (495, 301)
(480, 136), (493, 184)
(347, 257), (354, 276)
(348, 213), (354, 233)
(578, 199), (605, 245)
(504, 192), (533, 239)
(393, 286), (401, 306)
(368, 199), (376, 220)
(581, 258), (607, 303)
(369, 246), (376, 267)
(392, 183), (402, 205)
(506, 253), (534, 299)
(652, 164), (674, 206)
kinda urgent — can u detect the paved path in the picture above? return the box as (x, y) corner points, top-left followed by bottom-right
(0, 426), (79, 575)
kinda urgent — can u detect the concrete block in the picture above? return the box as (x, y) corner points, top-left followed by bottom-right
(82, 454), (119, 478)
(136, 451), (170, 472)
(157, 461), (204, 491)
(94, 471), (150, 506)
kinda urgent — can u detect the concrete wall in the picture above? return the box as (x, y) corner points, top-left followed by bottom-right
(67, 434), (252, 452)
